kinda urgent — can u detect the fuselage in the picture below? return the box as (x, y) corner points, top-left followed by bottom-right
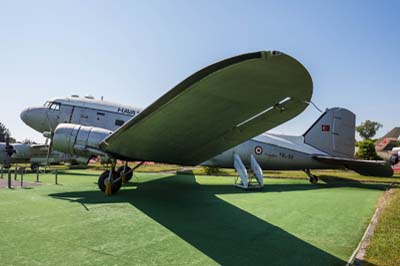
(202, 134), (336, 170)
(20, 96), (142, 133)
(20, 95), (334, 169)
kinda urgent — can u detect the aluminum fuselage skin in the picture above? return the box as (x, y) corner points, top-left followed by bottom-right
(201, 134), (337, 170)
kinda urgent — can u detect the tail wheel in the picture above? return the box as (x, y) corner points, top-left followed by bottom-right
(309, 175), (318, 184)
(117, 166), (133, 182)
(31, 163), (39, 171)
(98, 170), (122, 194)
(390, 154), (399, 165)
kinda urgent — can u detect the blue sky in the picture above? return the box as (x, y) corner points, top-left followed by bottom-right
(0, 0), (399, 142)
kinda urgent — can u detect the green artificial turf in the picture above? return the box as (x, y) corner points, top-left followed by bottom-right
(0, 170), (389, 266)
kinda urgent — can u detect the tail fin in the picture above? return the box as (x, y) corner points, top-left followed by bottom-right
(375, 127), (400, 152)
(303, 108), (355, 158)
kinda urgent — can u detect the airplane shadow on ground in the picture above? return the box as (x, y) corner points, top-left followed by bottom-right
(49, 173), (385, 266)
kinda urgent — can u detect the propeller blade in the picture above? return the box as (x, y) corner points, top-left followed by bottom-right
(44, 132), (54, 170)
(4, 134), (15, 157)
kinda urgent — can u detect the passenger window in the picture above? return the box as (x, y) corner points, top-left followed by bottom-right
(115, 119), (125, 126)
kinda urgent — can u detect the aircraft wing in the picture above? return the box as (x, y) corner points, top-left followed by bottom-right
(100, 51), (313, 165)
(314, 155), (394, 177)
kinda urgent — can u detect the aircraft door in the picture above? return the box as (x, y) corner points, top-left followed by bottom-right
(78, 108), (92, 126)
(70, 107), (89, 126)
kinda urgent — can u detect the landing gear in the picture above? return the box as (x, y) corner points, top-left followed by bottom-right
(117, 165), (133, 183)
(98, 161), (144, 195)
(304, 169), (318, 184)
(30, 163), (39, 171)
(98, 170), (122, 194)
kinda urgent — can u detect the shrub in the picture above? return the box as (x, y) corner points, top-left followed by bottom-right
(202, 166), (222, 175)
(356, 139), (381, 160)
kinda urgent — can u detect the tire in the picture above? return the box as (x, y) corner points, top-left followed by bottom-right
(31, 163), (39, 171)
(98, 170), (122, 194)
(117, 166), (133, 182)
(309, 175), (318, 184)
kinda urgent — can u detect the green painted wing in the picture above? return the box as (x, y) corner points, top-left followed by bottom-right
(101, 51), (313, 165)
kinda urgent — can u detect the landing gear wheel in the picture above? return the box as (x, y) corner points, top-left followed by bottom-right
(117, 166), (133, 182)
(309, 175), (318, 184)
(31, 163), (39, 171)
(98, 170), (122, 194)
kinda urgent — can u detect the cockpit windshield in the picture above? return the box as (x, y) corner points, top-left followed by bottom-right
(44, 101), (60, 110)
(49, 102), (61, 111)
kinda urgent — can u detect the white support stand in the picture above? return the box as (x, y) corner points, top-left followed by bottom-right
(250, 154), (264, 187)
(234, 154), (248, 189)
(234, 154), (264, 189)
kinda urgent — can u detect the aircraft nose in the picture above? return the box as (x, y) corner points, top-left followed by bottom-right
(20, 107), (48, 133)
(20, 108), (30, 124)
(20, 108), (30, 123)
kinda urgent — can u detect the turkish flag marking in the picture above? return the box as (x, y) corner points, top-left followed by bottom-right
(322, 125), (330, 132)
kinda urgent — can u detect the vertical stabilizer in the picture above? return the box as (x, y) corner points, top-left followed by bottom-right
(303, 108), (355, 158)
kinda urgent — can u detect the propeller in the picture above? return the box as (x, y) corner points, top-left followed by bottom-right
(44, 111), (55, 171)
(3, 134), (16, 165)
(43, 131), (54, 171)
(4, 134), (16, 157)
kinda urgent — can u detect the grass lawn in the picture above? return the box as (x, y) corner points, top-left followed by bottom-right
(0, 170), (391, 266)
(362, 187), (400, 266)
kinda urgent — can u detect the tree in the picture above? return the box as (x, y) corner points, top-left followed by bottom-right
(22, 138), (37, 144)
(0, 122), (11, 142)
(356, 120), (382, 140)
(356, 139), (381, 160)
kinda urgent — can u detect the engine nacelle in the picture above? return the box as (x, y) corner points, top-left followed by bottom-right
(53, 123), (112, 157)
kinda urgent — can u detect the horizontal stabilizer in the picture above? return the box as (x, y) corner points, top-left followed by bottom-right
(314, 155), (394, 177)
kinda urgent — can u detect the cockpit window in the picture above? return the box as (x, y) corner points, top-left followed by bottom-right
(49, 102), (60, 111)
(43, 101), (51, 107)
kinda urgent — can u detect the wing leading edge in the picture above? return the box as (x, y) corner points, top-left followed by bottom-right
(101, 51), (313, 165)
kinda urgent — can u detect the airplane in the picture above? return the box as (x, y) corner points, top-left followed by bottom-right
(375, 127), (400, 165)
(19, 50), (392, 195)
(0, 136), (73, 170)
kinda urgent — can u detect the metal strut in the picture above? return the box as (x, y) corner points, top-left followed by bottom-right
(105, 160), (116, 196)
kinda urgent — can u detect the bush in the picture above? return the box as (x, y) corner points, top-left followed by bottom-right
(356, 139), (381, 160)
(202, 166), (222, 175)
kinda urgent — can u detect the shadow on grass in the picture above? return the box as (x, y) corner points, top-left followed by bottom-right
(55, 171), (100, 177)
(46, 172), (385, 266)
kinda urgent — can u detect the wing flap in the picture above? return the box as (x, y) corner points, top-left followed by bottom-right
(101, 51), (313, 165)
(314, 155), (394, 177)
